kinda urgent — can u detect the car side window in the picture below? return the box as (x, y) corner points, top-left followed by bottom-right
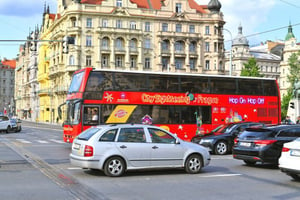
(148, 128), (176, 144)
(99, 129), (118, 142)
(117, 128), (146, 143)
(277, 129), (296, 137)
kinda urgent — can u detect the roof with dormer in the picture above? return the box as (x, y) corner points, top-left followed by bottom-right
(1, 59), (16, 69)
(79, 0), (208, 13)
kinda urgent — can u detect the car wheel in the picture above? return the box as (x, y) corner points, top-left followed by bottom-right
(214, 141), (228, 155)
(17, 126), (22, 132)
(243, 160), (256, 165)
(185, 154), (203, 174)
(104, 156), (125, 177)
(290, 174), (300, 181)
(6, 126), (13, 133)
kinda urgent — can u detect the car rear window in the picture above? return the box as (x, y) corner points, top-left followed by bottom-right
(238, 128), (274, 139)
(77, 127), (101, 141)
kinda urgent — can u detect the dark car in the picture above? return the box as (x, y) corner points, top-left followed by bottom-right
(233, 124), (300, 165)
(191, 122), (265, 155)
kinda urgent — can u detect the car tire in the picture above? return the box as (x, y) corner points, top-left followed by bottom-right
(103, 156), (126, 177)
(243, 160), (256, 165)
(290, 174), (300, 181)
(6, 126), (12, 133)
(185, 154), (203, 174)
(214, 141), (228, 155)
(17, 127), (22, 132)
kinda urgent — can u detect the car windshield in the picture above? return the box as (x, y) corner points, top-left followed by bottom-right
(213, 123), (236, 134)
(77, 127), (101, 141)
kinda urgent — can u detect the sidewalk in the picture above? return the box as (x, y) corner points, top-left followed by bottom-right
(21, 119), (63, 131)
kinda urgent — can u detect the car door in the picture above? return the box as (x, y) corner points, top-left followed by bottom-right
(148, 127), (185, 167)
(116, 127), (151, 168)
(275, 127), (300, 157)
(0, 116), (4, 130)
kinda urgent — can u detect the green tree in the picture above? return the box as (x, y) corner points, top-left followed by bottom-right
(240, 57), (263, 77)
(282, 51), (300, 118)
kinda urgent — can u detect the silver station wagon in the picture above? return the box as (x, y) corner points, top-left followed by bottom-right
(70, 124), (211, 177)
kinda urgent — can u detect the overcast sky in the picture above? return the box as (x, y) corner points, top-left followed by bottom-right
(1, 0), (300, 59)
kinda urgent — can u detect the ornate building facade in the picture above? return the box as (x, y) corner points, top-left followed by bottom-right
(26, 0), (225, 123)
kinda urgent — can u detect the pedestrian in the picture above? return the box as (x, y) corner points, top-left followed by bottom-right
(296, 116), (300, 124)
(282, 116), (293, 125)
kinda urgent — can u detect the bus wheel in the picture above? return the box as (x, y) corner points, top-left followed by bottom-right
(104, 156), (125, 177)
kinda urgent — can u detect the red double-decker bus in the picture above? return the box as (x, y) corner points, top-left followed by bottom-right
(59, 67), (281, 143)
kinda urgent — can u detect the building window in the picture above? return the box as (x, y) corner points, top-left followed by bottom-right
(116, 0), (122, 7)
(162, 23), (168, 32)
(189, 25), (195, 33)
(101, 37), (109, 50)
(145, 58), (151, 69)
(176, 24), (182, 32)
(205, 42), (210, 52)
(145, 22), (150, 32)
(116, 20), (122, 28)
(86, 35), (92, 46)
(69, 55), (75, 65)
(189, 42), (196, 52)
(205, 26), (210, 35)
(162, 58), (169, 69)
(130, 57), (136, 68)
(130, 21), (136, 29)
(144, 39), (151, 49)
(116, 56), (123, 67)
(214, 42), (217, 52)
(115, 38), (124, 50)
(102, 55), (108, 67)
(190, 59), (196, 69)
(205, 60), (210, 70)
(71, 17), (76, 27)
(175, 41), (184, 52)
(86, 18), (92, 28)
(102, 19), (108, 27)
(175, 58), (184, 69)
(129, 39), (137, 51)
(86, 55), (92, 66)
(176, 3), (182, 13)
(161, 40), (169, 51)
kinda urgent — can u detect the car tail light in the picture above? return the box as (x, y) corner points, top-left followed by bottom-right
(234, 138), (238, 145)
(84, 145), (94, 157)
(254, 140), (277, 147)
(281, 147), (290, 152)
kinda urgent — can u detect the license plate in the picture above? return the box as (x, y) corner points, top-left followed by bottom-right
(73, 143), (80, 150)
(239, 142), (251, 147)
(290, 150), (300, 157)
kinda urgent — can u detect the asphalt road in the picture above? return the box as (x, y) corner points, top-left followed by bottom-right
(0, 122), (299, 200)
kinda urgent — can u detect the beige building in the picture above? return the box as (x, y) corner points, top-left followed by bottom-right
(31, 0), (225, 123)
(279, 23), (300, 98)
(225, 24), (281, 79)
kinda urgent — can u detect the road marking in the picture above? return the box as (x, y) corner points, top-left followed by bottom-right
(49, 139), (65, 144)
(68, 167), (82, 170)
(16, 139), (31, 144)
(37, 140), (49, 144)
(201, 174), (242, 178)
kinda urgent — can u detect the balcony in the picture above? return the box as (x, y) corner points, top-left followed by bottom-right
(38, 88), (52, 96)
(66, 65), (80, 72)
(54, 86), (68, 94)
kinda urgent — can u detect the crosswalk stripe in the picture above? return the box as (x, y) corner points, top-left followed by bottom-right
(15, 139), (65, 144)
(16, 139), (32, 144)
(49, 139), (65, 144)
(36, 140), (49, 144)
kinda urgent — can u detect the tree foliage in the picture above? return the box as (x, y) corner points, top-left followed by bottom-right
(282, 51), (300, 118)
(240, 57), (263, 77)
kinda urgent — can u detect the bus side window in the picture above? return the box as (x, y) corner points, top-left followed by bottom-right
(83, 107), (100, 125)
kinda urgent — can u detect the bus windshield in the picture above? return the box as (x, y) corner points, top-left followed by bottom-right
(68, 71), (84, 93)
(65, 100), (81, 125)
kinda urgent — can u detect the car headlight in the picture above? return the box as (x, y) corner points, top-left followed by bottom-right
(200, 139), (214, 144)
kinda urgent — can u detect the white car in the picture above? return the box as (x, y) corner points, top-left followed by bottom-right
(279, 137), (300, 181)
(70, 124), (211, 177)
(0, 116), (15, 133)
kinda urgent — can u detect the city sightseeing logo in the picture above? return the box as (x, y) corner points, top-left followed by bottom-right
(114, 109), (128, 118)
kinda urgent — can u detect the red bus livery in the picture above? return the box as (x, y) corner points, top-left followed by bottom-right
(59, 68), (281, 143)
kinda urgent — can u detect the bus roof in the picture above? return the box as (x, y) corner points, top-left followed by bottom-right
(79, 67), (276, 81)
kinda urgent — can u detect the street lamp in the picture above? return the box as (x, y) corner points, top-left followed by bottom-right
(222, 28), (233, 76)
(216, 26), (233, 76)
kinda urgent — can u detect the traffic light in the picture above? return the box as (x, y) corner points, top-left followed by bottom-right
(62, 36), (69, 54)
(290, 102), (295, 109)
(29, 31), (36, 51)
